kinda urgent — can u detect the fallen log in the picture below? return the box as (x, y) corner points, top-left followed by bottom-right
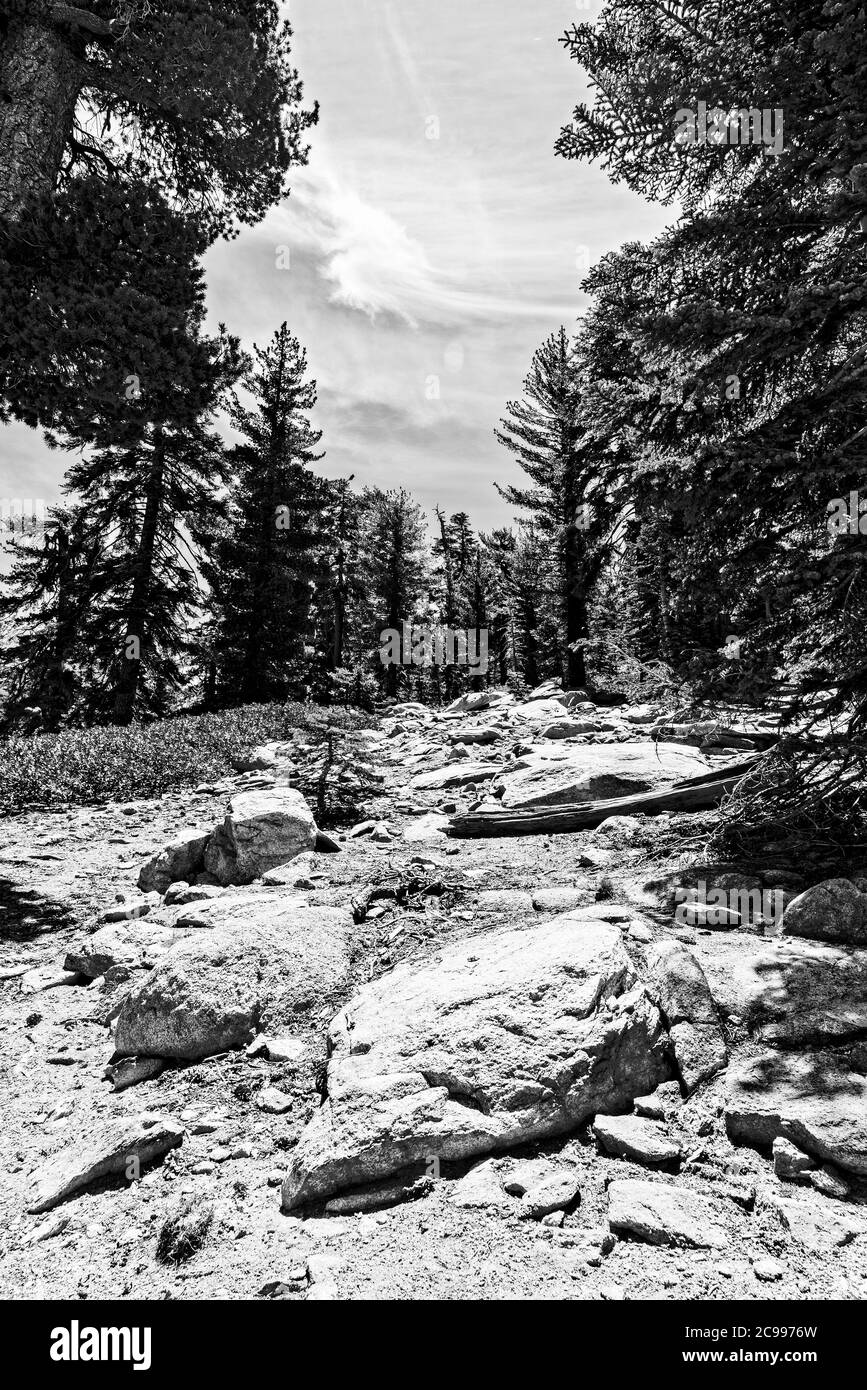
(447, 755), (763, 839)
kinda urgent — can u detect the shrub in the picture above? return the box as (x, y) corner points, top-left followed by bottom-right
(0, 701), (375, 814)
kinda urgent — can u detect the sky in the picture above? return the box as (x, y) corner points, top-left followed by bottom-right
(1, 0), (673, 533)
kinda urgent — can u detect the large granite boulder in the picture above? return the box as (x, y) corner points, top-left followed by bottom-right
(727, 938), (867, 1048)
(780, 878), (867, 947)
(282, 916), (669, 1209)
(725, 1052), (867, 1176)
(114, 895), (352, 1062)
(64, 919), (180, 979)
(203, 788), (318, 886)
(498, 742), (709, 810)
(138, 828), (212, 894)
(643, 940), (728, 1092)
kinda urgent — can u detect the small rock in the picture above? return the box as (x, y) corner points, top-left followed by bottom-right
(772, 1136), (818, 1181)
(593, 1113), (682, 1167)
(753, 1258), (785, 1282)
(521, 1171), (580, 1219)
(532, 887), (584, 912)
(258, 1087), (293, 1115)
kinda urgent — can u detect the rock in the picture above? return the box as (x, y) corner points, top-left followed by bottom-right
(450, 1160), (510, 1209)
(20, 967), (82, 994)
(410, 762), (500, 791)
(348, 821), (376, 838)
(499, 743), (709, 810)
(578, 849), (614, 869)
(725, 1052), (867, 1175)
(781, 878), (867, 946)
(773, 1136), (818, 1181)
(325, 1175), (432, 1215)
(100, 899), (154, 923)
(306, 1281), (339, 1301)
(501, 1159), (552, 1196)
(138, 829), (212, 895)
(477, 889), (533, 913)
(593, 1114), (683, 1166)
(203, 788), (318, 886)
(634, 1093), (666, 1121)
(643, 940), (728, 1092)
(448, 727), (500, 744)
(628, 924), (653, 943)
(521, 1170), (580, 1219)
(164, 883), (224, 907)
(809, 1164), (852, 1200)
(104, 1056), (165, 1092)
(257, 1036), (306, 1064)
(753, 1258), (785, 1282)
(444, 691), (510, 714)
(607, 1179), (727, 1249)
(115, 897), (352, 1062)
(513, 697), (572, 722)
(258, 1087), (293, 1114)
(282, 917), (668, 1210)
(26, 1114), (184, 1214)
(596, 816), (645, 840)
(231, 742), (293, 774)
(64, 919), (178, 980)
(731, 938), (867, 1047)
(404, 813), (450, 842)
(624, 704), (658, 725)
(773, 1196), (867, 1251)
(540, 720), (598, 739)
(532, 887), (585, 913)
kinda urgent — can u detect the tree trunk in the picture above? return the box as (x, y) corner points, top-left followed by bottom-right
(112, 433), (165, 725)
(0, 17), (82, 222)
(564, 519), (588, 689)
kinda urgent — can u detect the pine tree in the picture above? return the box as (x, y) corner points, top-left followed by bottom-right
(206, 324), (327, 706)
(358, 488), (429, 700)
(496, 327), (616, 689)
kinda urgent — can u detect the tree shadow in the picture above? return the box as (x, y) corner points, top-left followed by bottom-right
(0, 875), (78, 943)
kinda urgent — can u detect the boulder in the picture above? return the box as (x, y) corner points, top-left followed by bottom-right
(449, 1159), (511, 1210)
(592, 1113), (683, 1166)
(203, 788), (318, 886)
(26, 1114), (184, 1213)
(521, 1169), (581, 1219)
(725, 1052), (867, 1176)
(444, 691), (511, 714)
(410, 762), (500, 791)
(780, 878), (867, 946)
(499, 743), (709, 810)
(114, 896), (352, 1063)
(403, 813), (450, 843)
(729, 938), (867, 1047)
(772, 1196), (867, 1252)
(138, 829), (212, 894)
(231, 741), (295, 775)
(540, 720), (598, 740)
(607, 1179), (727, 1249)
(643, 940), (728, 1092)
(281, 917), (668, 1209)
(447, 727), (500, 745)
(64, 919), (179, 980)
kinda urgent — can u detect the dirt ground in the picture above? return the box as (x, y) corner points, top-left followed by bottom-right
(1, 720), (865, 1302)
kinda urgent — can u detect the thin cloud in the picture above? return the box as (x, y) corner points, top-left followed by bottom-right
(277, 165), (575, 329)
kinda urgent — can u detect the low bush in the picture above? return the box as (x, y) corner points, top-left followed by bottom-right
(0, 701), (375, 813)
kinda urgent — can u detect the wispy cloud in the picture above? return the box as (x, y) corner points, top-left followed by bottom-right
(276, 163), (576, 329)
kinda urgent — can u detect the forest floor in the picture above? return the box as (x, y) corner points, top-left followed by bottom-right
(0, 697), (865, 1302)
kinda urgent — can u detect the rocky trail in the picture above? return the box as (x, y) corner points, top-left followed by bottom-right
(1, 682), (866, 1302)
